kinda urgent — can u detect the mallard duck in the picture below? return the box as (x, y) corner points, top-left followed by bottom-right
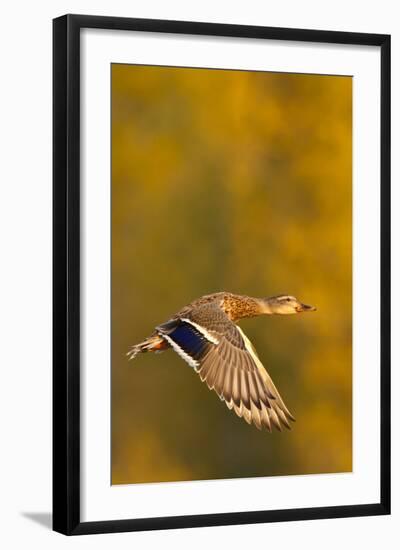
(127, 292), (316, 432)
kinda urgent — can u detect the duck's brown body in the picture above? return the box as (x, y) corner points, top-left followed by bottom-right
(176, 292), (264, 322)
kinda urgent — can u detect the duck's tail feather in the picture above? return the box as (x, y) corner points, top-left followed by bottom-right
(126, 333), (169, 360)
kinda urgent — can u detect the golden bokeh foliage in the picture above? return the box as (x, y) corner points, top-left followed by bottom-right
(111, 64), (352, 485)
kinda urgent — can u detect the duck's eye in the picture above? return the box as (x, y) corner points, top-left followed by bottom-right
(286, 298), (291, 302)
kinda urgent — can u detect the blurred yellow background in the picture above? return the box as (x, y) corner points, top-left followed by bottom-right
(111, 64), (352, 485)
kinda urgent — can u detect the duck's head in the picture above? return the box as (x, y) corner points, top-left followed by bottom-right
(260, 294), (317, 315)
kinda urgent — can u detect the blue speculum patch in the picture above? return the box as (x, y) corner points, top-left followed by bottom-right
(169, 323), (209, 361)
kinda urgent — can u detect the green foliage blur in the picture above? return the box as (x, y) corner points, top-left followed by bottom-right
(111, 64), (352, 484)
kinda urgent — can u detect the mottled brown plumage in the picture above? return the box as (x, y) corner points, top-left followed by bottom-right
(175, 292), (265, 321)
(128, 292), (316, 432)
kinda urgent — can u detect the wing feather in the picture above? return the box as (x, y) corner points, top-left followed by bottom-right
(260, 405), (272, 432)
(242, 406), (252, 425)
(250, 401), (262, 430)
(222, 361), (233, 402)
(231, 367), (241, 407)
(238, 369), (249, 409)
(269, 408), (282, 431)
(248, 370), (262, 410)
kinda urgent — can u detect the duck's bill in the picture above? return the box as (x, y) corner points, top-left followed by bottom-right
(297, 303), (317, 312)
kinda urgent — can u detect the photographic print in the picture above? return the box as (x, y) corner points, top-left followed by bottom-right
(53, 15), (390, 534)
(111, 64), (352, 485)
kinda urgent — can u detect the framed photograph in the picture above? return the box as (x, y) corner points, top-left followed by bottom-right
(53, 14), (391, 535)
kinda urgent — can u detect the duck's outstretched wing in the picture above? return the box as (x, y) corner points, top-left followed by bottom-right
(156, 304), (295, 431)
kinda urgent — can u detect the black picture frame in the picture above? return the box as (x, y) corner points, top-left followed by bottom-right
(53, 14), (391, 535)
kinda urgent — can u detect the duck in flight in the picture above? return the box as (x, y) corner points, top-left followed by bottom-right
(127, 292), (316, 432)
